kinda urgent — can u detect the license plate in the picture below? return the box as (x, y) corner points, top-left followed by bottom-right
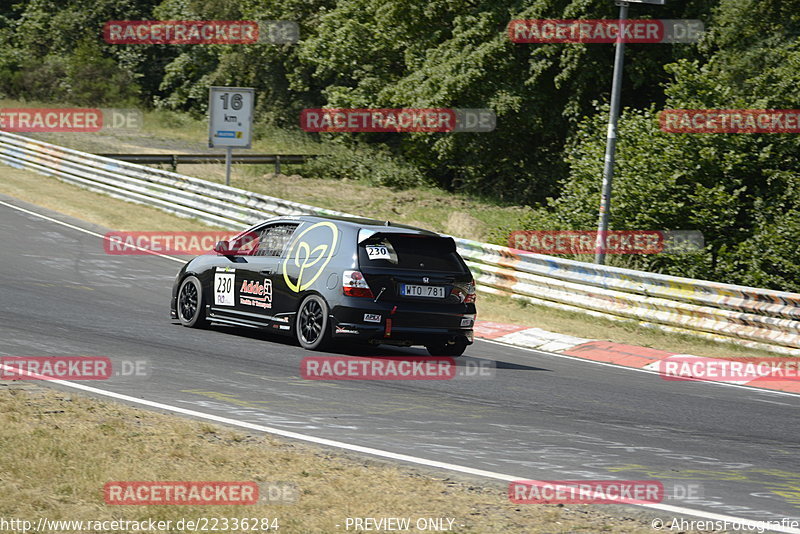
(401, 284), (446, 298)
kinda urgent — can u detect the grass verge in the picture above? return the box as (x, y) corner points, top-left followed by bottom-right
(0, 383), (662, 533)
(0, 165), (222, 232)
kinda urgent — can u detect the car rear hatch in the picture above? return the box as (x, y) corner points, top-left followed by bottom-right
(356, 231), (473, 310)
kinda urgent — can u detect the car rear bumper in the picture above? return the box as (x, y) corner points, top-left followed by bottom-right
(329, 299), (475, 345)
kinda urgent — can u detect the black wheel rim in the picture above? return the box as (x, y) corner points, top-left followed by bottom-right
(299, 299), (323, 344)
(179, 280), (198, 321)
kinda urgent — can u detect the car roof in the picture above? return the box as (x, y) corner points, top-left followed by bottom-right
(265, 214), (444, 237)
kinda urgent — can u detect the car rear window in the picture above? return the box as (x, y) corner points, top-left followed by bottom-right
(358, 234), (466, 272)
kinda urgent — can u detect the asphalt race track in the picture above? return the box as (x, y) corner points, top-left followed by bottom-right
(1, 194), (799, 530)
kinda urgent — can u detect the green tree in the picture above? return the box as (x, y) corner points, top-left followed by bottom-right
(511, 0), (800, 289)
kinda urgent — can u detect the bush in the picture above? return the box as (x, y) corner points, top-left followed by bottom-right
(300, 146), (427, 189)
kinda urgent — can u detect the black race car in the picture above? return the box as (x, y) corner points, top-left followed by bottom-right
(170, 215), (476, 356)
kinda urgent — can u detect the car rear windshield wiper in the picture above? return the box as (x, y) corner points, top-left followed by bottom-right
(373, 287), (386, 303)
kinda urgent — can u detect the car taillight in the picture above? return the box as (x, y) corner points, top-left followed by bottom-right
(343, 270), (374, 298)
(451, 279), (477, 303)
(465, 280), (476, 303)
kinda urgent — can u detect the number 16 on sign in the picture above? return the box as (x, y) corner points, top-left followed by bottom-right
(208, 86), (254, 185)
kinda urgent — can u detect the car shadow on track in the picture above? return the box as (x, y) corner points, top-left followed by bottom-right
(197, 324), (550, 373)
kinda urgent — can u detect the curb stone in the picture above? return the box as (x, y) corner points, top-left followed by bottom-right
(474, 321), (800, 394)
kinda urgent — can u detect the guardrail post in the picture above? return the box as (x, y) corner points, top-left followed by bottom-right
(275, 155), (281, 176)
(171, 155), (178, 172)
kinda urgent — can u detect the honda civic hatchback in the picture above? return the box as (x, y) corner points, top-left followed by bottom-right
(170, 215), (476, 355)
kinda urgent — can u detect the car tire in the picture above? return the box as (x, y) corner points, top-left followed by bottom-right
(296, 294), (332, 350)
(177, 275), (209, 328)
(426, 338), (467, 357)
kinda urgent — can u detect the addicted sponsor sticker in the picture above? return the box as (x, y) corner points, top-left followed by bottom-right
(239, 278), (273, 309)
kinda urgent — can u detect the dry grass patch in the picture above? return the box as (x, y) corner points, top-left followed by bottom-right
(0, 384), (668, 533)
(0, 166), (221, 232)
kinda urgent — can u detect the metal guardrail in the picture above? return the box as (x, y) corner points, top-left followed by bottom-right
(97, 153), (314, 174)
(2, 130), (799, 355)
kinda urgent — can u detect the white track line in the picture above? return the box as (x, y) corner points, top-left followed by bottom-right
(0, 364), (797, 533)
(0, 199), (185, 263)
(2, 199), (799, 533)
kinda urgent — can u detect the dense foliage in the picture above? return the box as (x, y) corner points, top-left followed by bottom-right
(1, 0), (799, 289)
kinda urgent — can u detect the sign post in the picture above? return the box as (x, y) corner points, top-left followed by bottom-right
(595, 0), (665, 265)
(208, 86), (254, 186)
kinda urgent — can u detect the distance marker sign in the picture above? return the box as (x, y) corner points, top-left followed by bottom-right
(208, 86), (254, 148)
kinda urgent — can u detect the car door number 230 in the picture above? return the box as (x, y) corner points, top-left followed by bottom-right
(214, 273), (235, 306)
